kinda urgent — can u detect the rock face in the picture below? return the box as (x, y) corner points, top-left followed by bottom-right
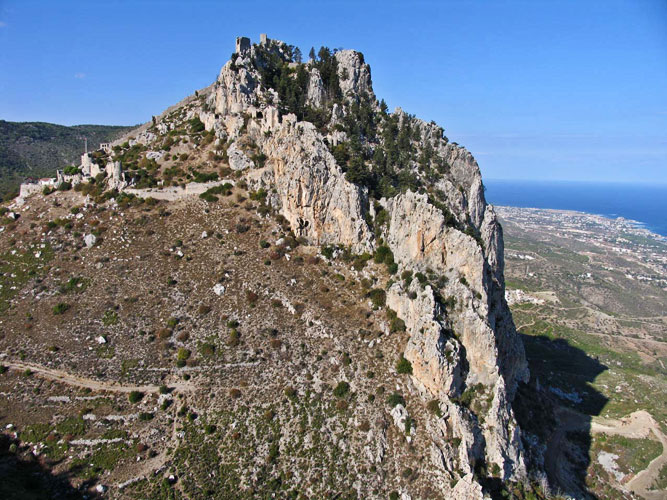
(258, 120), (373, 251)
(227, 143), (254, 171)
(334, 50), (375, 99)
(129, 35), (531, 495)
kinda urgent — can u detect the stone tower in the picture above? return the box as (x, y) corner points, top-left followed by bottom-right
(235, 36), (250, 54)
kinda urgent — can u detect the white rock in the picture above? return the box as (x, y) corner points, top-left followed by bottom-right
(213, 283), (225, 296)
(227, 142), (254, 171)
(84, 234), (97, 248)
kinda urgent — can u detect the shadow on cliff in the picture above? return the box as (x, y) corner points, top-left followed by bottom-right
(0, 434), (99, 500)
(512, 333), (609, 500)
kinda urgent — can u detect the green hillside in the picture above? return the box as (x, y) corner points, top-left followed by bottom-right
(0, 120), (135, 201)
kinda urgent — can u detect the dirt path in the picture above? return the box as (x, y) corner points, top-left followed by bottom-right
(3, 360), (194, 394)
(592, 411), (667, 500)
(515, 320), (537, 331)
(124, 179), (235, 201)
(546, 408), (666, 500)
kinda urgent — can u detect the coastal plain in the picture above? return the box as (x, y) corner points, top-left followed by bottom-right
(499, 206), (667, 499)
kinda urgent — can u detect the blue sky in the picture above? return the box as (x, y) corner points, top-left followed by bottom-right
(1, 0), (666, 183)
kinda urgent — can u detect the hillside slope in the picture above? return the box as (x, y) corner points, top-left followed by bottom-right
(0, 121), (133, 201)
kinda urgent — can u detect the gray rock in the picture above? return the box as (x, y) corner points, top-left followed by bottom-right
(227, 143), (254, 171)
(84, 234), (97, 248)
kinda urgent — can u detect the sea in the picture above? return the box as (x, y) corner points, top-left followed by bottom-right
(484, 179), (667, 238)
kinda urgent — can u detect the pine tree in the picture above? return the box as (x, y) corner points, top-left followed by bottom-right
(380, 99), (388, 114)
(309, 47), (316, 61)
(294, 47), (302, 64)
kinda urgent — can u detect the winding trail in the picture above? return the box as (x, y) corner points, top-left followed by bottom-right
(547, 408), (666, 500)
(2, 360), (194, 394)
(592, 411), (667, 500)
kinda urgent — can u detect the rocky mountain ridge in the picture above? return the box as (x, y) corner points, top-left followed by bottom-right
(3, 35), (549, 499)
(125, 34), (529, 492)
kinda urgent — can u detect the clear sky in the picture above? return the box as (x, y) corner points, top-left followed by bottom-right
(1, 0), (666, 183)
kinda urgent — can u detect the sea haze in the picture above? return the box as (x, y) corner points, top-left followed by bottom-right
(484, 179), (667, 237)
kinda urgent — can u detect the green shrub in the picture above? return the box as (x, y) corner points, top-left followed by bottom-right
(249, 188), (268, 201)
(367, 288), (386, 308)
(374, 245), (392, 264)
(352, 252), (372, 271)
(387, 392), (405, 407)
(199, 342), (216, 357)
(60, 276), (86, 294)
(199, 192), (218, 203)
(63, 165), (81, 175)
(52, 302), (70, 315)
(194, 171), (219, 183)
(396, 355), (413, 375)
(228, 329), (240, 346)
(333, 381), (350, 398)
(386, 308), (406, 332)
(284, 387), (297, 400)
(189, 116), (205, 133)
(128, 391), (143, 404)
(321, 245), (336, 260)
(427, 399), (443, 417)
(102, 310), (119, 326)
(456, 383), (484, 408)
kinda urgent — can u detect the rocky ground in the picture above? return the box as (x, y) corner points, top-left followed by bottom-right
(0, 188), (426, 498)
(0, 184), (547, 499)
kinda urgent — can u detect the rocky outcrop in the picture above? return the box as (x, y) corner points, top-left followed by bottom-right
(227, 143), (254, 171)
(335, 50), (375, 100)
(306, 68), (325, 108)
(214, 59), (259, 116)
(254, 119), (373, 252)
(451, 474), (485, 500)
(387, 281), (464, 398)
